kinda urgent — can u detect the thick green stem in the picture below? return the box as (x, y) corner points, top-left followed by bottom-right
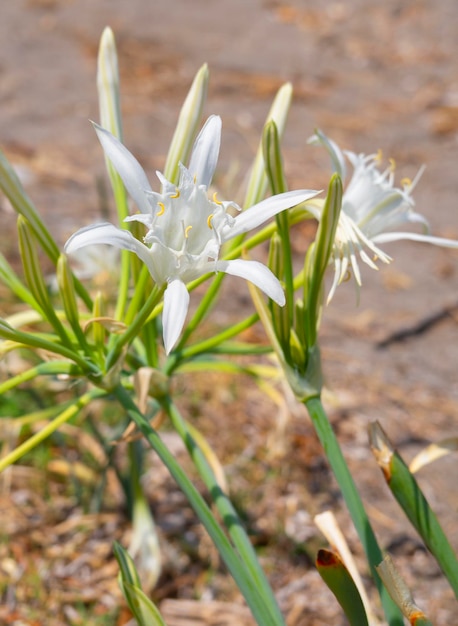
(305, 396), (404, 626)
(162, 396), (286, 626)
(112, 384), (281, 626)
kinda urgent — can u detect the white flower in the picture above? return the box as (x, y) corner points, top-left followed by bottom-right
(309, 129), (458, 302)
(65, 116), (319, 353)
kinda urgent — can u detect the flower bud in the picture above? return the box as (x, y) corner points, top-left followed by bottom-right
(163, 63), (209, 184)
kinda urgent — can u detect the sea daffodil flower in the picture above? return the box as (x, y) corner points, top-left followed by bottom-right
(65, 116), (319, 352)
(308, 129), (458, 301)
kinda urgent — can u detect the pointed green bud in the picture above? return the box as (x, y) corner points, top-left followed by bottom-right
(268, 231), (284, 279)
(114, 542), (167, 626)
(91, 290), (106, 349)
(262, 120), (287, 196)
(18, 215), (51, 315)
(57, 254), (80, 328)
(268, 233), (290, 351)
(57, 254), (91, 353)
(97, 26), (123, 141)
(18, 217), (72, 346)
(97, 26), (131, 229)
(303, 174), (342, 347)
(244, 82), (292, 207)
(263, 119), (294, 314)
(289, 327), (306, 369)
(293, 298), (306, 349)
(163, 63), (209, 184)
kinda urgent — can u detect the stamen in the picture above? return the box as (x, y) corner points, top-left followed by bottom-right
(400, 177), (412, 187)
(157, 202), (165, 216)
(375, 149), (383, 163)
(171, 189), (180, 199)
(212, 192), (223, 206)
(184, 225), (193, 239)
(343, 270), (352, 283)
(389, 157), (396, 172)
(207, 214), (214, 229)
(193, 174), (197, 184)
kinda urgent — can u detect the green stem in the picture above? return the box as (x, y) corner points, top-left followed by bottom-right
(0, 323), (99, 377)
(0, 389), (106, 472)
(305, 397), (404, 626)
(162, 396), (286, 626)
(124, 265), (152, 326)
(112, 384), (281, 626)
(166, 313), (259, 374)
(175, 272), (225, 350)
(105, 284), (165, 371)
(0, 361), (82, 394)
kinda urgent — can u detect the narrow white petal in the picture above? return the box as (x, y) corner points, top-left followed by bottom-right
(215, 259), (285, 306)
(372, 232), (458, 247)
(188, 115), (221, 187)
(223, 189), (320, 240)
(162, 279), (190, 354)
(65, 222), (155, 274)
(92, 122), (153, 214)
(308, 129), (347, 182)
(327, 256), (341, 304)
(65, 222), (139, 254)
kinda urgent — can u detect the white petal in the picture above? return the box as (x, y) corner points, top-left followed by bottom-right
(308, 129), (347, 182)
(215, 259), (285, 306)
(372, 231), (458, 248)
(223, 189), (320, 240)
(188, 115), (221, 187)
(327, 256), (342, 304)
(163, 279), (190, 354)
(92, 122), (153, 214)
(65, 222), (154, 272)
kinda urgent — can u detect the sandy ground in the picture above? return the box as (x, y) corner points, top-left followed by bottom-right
(0, 0), (457, 624)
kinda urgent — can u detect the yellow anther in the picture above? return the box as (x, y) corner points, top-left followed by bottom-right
(400, 177), (412, 187)
(184, 225), (193, 239)
(193, 174), (197, 184)
(171, 189), (180, 199)
(157, 202), (165, 216)
(343, 270), (352, 283)
(207, 213), (214, 229)
(375, 149), (383, 163)
(212, 192), (223, 206)
(389, 157), (396, 172)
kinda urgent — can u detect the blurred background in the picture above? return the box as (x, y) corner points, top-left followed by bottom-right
(1, 1), (457, 624)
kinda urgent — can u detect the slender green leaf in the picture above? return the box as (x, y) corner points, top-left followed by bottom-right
(113, 385), (282, 626)
(316, 549), (369, 626)
(306, 398), (404, 625)
(162, 396), (286, 626)
(0, 389), (106, 472)
(370, 421), (458, 598)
